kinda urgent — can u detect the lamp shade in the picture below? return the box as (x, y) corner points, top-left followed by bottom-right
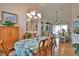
(55, 20), (58, 24)
(37, 13), (41, 19)
(27, 13), (31, 17)
(34, 16), (37, 19)
(30, 10), (36, 16)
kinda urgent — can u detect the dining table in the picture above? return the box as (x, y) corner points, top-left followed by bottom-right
(14, 36), (48, 56)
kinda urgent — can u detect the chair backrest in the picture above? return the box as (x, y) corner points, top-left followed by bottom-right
(44, 38), (48, 48)
(0, 40), (10, 56)
(43, 38), (49, 56)
(39, 40), (45, 50)
(0, 40), (3, 56)
(37, 40), (45, 56)
(46, 37), (56, 56)
(48, 37), (53, 47)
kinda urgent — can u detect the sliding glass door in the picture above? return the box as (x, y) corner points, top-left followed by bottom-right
(53, 24), (67, 38)
(53, 24), (67, 47)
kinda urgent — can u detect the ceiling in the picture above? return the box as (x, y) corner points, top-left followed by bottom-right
(39, 3), (72, 24)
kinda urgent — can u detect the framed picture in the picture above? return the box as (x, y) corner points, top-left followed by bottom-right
(73, 20), (79, 34)
(2, 11), (18, 23)
(73, 20), (79, 29)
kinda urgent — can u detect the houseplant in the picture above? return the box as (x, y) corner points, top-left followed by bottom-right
(2, 21), (15, 27)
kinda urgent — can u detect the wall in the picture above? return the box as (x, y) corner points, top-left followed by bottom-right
(72, 4), (79, 34)
(0, 3), (41, 39)
(72, 4), (79, 21)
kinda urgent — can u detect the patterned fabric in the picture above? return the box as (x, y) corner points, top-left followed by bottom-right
(14, 37), (48, 56)
(15, 48), (33, 56)
(14, 39), (38, 56)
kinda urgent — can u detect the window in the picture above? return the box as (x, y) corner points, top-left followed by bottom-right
(53, 24), (67, 37)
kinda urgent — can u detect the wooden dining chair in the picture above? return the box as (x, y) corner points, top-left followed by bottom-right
(0, 40), (10, 56)
(45, 37), (52, 56)
(37, 40), (45, 56)
(52, 37), (57, 55)
(46, 37), (56, 56)
(43, 38), (49, 56)
(0, 40), (3, 56)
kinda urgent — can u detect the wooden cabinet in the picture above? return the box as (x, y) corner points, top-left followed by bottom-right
(11, 27), (19, 43)
(0, 26), (19, 55)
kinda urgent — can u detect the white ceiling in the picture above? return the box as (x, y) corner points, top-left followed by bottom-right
(39, 3), (72, 24)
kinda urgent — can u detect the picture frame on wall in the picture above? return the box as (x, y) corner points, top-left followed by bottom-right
(2, 11), (18, 23)
(73, 20), (79, 34)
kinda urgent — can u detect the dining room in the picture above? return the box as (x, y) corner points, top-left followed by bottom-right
(0, 3), (79, 56)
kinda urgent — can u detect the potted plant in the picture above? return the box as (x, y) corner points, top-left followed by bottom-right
(2, 21), (15, 27)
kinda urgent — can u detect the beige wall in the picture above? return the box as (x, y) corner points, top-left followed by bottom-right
(0, 3), (41, 39)
(72, 4), (79, 21)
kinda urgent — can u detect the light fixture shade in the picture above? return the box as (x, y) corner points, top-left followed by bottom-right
(34, 16), (37, 19)
(27, 13), (32, 19)
(29, 15), (32, 19)
(37, 13), (41, 19)
(27, 19), (30, 21)
(27, 13), (31, 17)
(30, 10), (36, 16)
(56, 20), (58, 23)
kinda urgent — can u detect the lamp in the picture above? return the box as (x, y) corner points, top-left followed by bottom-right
(56, 20), (58, 24)
(55, 11), (59, 24)
(26, 10), (41, 21)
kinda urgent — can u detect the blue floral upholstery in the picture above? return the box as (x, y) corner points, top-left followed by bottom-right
(14, 37), (48, 56)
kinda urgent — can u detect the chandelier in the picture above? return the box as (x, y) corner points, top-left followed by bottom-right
(26, 10), (42, 21)
(55, 11), (59, 24)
